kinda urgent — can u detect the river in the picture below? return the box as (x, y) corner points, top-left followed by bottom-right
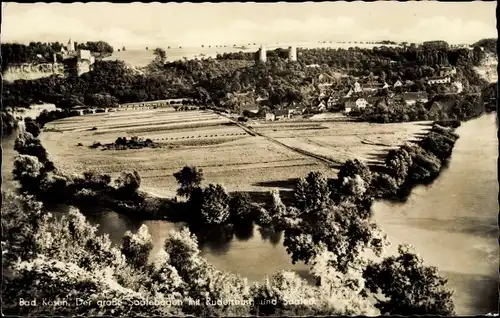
(2, 113), (497, 315)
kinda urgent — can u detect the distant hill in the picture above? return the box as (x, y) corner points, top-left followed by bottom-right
(472, 38), (497, 54)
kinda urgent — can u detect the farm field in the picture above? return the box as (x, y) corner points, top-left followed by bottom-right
(41, 109), (431, 199)
(250, 119), (432, 164)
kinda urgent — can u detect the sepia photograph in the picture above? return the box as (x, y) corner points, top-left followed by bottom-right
(1, 1), (498, 316)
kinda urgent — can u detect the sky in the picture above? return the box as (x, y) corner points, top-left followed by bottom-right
(2, 2), (497, 49)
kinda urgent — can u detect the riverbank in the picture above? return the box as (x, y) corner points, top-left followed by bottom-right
(373, 113), (498, 315)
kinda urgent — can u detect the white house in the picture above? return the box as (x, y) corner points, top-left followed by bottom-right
(393, 80), (403, 88)
(345, 98), (368, 112)
(265, 113), (276, 121)
(353, 81), (363, 93)
(356, 98), (368, 109)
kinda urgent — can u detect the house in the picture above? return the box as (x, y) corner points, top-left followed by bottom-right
(401, 92), (429, 105)
(274, 109), (290, 120)
(427, 77), (451, 85)
(353, 81), (363, 93)
(327, 94), (342, 108)
(265, 113), (276, 121)
(316, 100), (327, 111)
(439, 67), (457, 78)
(344, 88), (354, 98)
(393, 80), (403, 88)
(356, 98), (368, 109)
(288, 103), (306, 115)
(344, 97), (368, 112)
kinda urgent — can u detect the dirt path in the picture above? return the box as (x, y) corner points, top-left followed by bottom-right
(220, 113), (342, 167)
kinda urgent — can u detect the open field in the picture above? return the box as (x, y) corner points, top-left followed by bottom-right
(41, 109), (431, 199)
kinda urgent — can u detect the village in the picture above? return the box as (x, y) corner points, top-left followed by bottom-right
(227, 65), (464, 122)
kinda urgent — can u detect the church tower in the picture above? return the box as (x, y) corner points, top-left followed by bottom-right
(288, 46), (297, 61)
(67, 38), (75, 53)
(258, 45), (267, 63)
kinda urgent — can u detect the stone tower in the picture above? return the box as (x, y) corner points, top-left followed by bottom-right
(288, 46), (297, 61)
(67, 38), (75, 53)
(258, 45), (267, 63)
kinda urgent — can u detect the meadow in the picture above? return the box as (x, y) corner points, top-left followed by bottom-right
(40, 108), (430, 199)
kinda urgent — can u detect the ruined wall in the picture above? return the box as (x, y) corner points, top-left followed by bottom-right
(3, 63), (64, 82)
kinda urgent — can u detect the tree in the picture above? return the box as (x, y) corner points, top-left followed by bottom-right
(363, 245), (455, 315)
(14, 132), (49, 164)
(173, 166), (204, 199)
(200, 184), (230, 224)
(294, 171), (331, 211)
(12, 155), (46, 191)
(114, 171), (141, 198)
(228, 192), (254, 224)
(24, 118), (41, 137)
(153, 48), (167, 63)
(337, 159), (372, 185)
(121, 224), (153, 268)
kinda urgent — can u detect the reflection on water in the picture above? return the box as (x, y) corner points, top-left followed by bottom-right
(2, 114), (497, 311)
(373, 113), (498, 315)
